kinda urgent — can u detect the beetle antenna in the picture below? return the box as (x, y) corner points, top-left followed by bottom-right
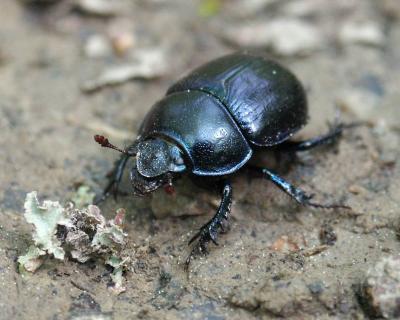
(94, 135), (135, 156)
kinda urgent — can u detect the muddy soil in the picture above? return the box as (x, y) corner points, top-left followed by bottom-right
(1, 0), (400, 319)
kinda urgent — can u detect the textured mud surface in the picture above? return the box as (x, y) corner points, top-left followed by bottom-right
(1, 0), (400, 319)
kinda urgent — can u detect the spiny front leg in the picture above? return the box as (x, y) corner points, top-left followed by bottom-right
(185, 181), (232, 268)
(93, 137), (138, 204)
(94, 154), (130, 204)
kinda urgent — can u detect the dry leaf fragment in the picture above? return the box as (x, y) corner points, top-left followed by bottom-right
(221, 19), (322, 56)
(18, 246), (46, 273)
(338, 21), (385, 47)
(75, 0), (125, 17)
(82, 49), (168, 92)
(302, 245), (329, 257)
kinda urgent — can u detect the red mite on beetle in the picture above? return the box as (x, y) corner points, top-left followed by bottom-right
(94, 52), (354, 267)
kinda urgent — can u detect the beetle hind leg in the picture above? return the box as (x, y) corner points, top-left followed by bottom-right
(278, 122), (361, 152)
(185, 181), (232, 268)
(253, 167), (350, 210)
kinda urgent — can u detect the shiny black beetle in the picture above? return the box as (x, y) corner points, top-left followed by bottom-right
(95, 53), (349, 265)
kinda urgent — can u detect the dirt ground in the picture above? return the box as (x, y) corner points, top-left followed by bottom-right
(1, 0), (400, 319)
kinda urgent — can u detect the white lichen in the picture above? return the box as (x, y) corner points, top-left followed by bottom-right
(23, 191), (70, 260)
(70, 185), (96, 209)
(18, 192), (130, 294)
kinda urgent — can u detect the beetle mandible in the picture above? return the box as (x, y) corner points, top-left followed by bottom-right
(94, 53), (350, 265)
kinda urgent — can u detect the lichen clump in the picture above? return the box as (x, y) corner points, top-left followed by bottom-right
(18, 191), (130, 294)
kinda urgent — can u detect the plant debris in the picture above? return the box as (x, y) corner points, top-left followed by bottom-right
(198, 0), (221, 17)
(338, 21), (385, 47)
(107, 255), (130, 295)
(20, 191), (70, 262)
(74, 0), (126, 17)
(18, 192), (130, 294)
(302, 245), (329, 257)
(66, 116), (134, 140)
(81, 49), (168, 93)
(227, 0), (277, 18)
(17, 246), (46, 272)
(220, 19), (322, 56)
(70, 185), (96, 209)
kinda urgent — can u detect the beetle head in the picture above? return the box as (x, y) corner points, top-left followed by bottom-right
(136, 139), (185, 177)
(94, 135), (185, 196)
(131, 138), (186, 195)
(129, 165), (171, 196)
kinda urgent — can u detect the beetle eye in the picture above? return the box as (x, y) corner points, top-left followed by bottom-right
(168, 145), (186, 173)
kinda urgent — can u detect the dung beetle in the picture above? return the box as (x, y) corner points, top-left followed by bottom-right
(94, 52), (351, 265)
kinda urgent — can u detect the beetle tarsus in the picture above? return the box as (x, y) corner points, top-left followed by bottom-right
(185, 182), (232, 269)
(259, 167), (350, 210)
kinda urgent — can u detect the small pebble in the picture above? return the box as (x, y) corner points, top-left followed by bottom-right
(110, 32), (135, 56)
(348, 185), (366, 195)
(84, 35), (111, 58)
(360, 256), (400, 319)
(270, 235), (300, 253)
(319, 224), (337, 246)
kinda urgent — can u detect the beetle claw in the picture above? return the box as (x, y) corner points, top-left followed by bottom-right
(188, 231), (201, 245)
(112, 185), (118, 201)
(184, 243), (209, 271)
(185, 220), (224, 269)
(185, 238), (210, 270)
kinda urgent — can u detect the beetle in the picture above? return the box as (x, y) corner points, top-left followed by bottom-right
(94, 52), (350, 266)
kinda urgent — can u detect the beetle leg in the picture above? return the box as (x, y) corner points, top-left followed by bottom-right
(280, 121), (366, 152)
(258, 167), (350, 210)
(185, 181), (232, 268)
(278, 123), (347, 152)
(94, 154), (130, 204)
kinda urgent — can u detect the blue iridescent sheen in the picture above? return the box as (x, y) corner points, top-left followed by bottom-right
(167, 52), (308, 146)
(139, 52), (307, 176)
